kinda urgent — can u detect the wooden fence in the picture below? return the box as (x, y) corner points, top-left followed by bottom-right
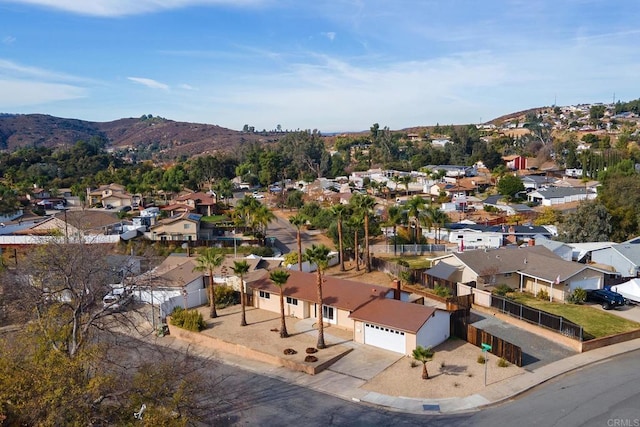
(467, 324), (523, 367)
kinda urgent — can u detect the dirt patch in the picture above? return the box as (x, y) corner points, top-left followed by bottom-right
(361, 338), (525, 399)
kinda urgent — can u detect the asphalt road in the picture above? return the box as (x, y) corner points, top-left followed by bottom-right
(469, 348), (640, 427)
(216, 349), (640, 426)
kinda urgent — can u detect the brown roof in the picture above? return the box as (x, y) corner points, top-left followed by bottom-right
(160, 203), (195, 212)
(349, 298), (437, 333)
(176, 192), (216, 205)
(249, 270), (393, 311)
(54, 210), (120, 230)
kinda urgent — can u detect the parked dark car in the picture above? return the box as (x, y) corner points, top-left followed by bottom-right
(586, 289), (626, 310)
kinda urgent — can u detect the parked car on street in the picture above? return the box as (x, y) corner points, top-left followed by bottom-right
(586, 288), (626, 310)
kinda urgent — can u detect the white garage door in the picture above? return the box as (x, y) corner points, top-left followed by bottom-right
(364, 323), (406, 354)
(569, 277), (600, 291)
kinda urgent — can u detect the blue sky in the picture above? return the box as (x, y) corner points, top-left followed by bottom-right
(0, 0), (638, 132)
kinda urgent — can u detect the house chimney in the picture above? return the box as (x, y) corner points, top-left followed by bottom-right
(393, 279), (401, 300)
(529, 238), (535, 246)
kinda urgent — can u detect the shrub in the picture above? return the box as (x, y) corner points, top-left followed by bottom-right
(497, 357), (510, 368)
(170, 307), (206, 332)
(568, 287), (587, 304)
(537, 289), (549, 300)
(397, 259), (410, 268)
(477, 354), (486, 364)
(492, 284), (513, 296)
(434, 285), (452, 298)
(410, 360), (419, 368)
(250, 246), (274, 257)
(214, 285), (237, 308)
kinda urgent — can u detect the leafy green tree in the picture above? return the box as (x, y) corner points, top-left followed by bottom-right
(496, 174), (524, 201)
(232, 260), (251, 326)
(286, 190), (304, 210)
(557, 200), (612, 242)
(386, 205), (407, 255)
(193, 248), (225, 318)
(533, 207), (563, 226)
(304, 244), (331, 349)
(412, 345), (435, 379)
(269, 269), (291, 338)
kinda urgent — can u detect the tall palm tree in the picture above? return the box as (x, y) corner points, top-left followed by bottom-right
(412, 345), (435, 379)
(304, 244), (331, 349)
(352, 193), (376, 272)
(386, 205), (407, 256)
(269, 269), (291, 338)
(390, 175), (402, 199)
(329, 204), (348, 271)
(289, 214), (307, 271)
(193, 248), (225, 318)
(347, 215), (364, 271)
(232, 260), (250, 326)
(430, 207), (450, 244)
(405, 196), (426, 243)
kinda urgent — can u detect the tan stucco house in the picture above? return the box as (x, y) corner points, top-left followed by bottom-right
(426, 245), (609, 302)
(249, 270), (450, 354)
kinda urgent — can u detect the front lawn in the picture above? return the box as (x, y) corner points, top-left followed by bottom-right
(382, 256), (432, 269)
(200, 215), (231, 223)
(508, 292), (640, 339)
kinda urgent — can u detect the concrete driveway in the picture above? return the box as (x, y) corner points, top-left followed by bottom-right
(325, 344), (403, 381)
(585, 301), (640, 323)
(471, 310), (577, 371)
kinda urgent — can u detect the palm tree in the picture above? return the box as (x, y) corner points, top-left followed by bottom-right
(253, 204), (275, 244)
(269, 269), (291, 338)
(329, 204), (348, 271)
(289, 214), (307, 271)
(390, 175), (402, 199)
(405, 196), (426, 243)
(347, 215), (364, 271)
(304, 244), (331, 349)
(193, 248), (225, 318)
(235, 195), (261, 235)
(427, 206), (449, 244)
(232, 260), (250, 326)
(386, 205), (407, 256)
(352, 193), (376, 272)
(412, 345), (435, 379)
(400, 175), (412, 196)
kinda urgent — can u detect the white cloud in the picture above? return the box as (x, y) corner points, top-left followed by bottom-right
(0, 79), (86, 107)
(127, 77), (169, 90)
(178, 83), (195, 90)
(322, 32), (336, 42)
(2, 0), (267, 17)
(2, 36), (16, 45)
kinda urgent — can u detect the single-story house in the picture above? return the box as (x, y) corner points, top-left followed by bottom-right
(426, 246), (609, 302)
(134, 255), (208, 316)
(527, 187), (597, 206)
(590, 242), (640, 278)
(249, 270), (450, 355)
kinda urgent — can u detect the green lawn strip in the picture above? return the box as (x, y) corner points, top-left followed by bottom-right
(200, 215), (230, 223)
(383, 256), (432, 269)
(509, 293), (640, 338)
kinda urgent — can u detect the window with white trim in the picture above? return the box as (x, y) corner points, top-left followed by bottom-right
(259, 290), (270, 299)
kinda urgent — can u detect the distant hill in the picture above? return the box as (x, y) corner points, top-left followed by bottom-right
(0, 114), (282, 160)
